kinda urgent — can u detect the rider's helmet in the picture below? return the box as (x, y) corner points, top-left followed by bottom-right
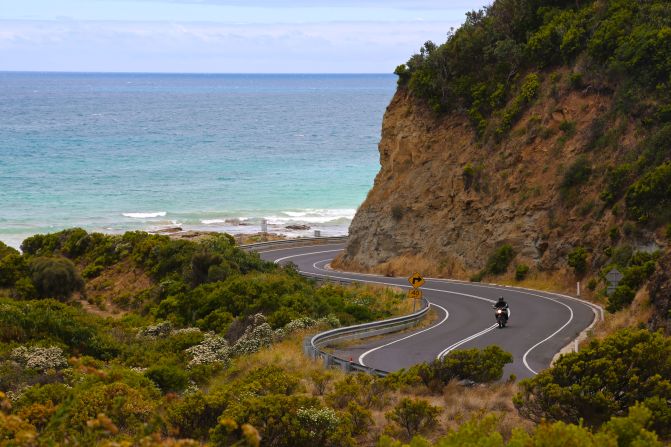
(498, 296), (505, 302)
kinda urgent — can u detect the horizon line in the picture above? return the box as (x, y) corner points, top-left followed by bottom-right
(0, 70), (395, 76)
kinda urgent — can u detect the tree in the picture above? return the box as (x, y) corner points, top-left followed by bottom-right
(514, 329), (671, 435)
(30, 257), (84, 300)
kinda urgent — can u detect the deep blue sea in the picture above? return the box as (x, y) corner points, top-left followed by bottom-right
(0, 72), (396, 248)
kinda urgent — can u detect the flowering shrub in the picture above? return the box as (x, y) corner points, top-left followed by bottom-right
(296, 406), (340, 439)
(185, 335), (231, 367)
(230, 323), (274, 357)
(10, 346), (68, 372)
(137, 321), (173, 338)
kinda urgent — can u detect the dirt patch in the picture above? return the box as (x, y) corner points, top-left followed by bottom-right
(85, 260), (153, 315)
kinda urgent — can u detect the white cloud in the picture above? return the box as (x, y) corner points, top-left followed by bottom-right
(0, 19), (458, 72)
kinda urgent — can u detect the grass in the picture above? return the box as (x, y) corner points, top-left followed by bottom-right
(589, 289), (653, 342)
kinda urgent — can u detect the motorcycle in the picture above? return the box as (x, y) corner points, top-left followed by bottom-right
(494, 307), (508, 328)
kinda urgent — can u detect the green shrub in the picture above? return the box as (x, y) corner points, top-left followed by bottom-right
(485, 244), (515, 275)
(567, 247), (588, 276)
(0, 241), (18, 260)
(514, 328), (671, 434)
(385, 398), (440, 439)
(66, 381), (159, 433)
(145, 364), (189, 393)
(601, 163), (635, 205)
(327, 374), (388, 410)
(626, 162), (671, 222)
(560, 157), (592, 199)
(402, 346), (513, 390)
(496, 73), (541, 137)
(0, 298), (120, 359)
(587, 278), (598, 291)
(469, 271), (484, 282)
(607, 284), (636, 313)
(82, 263), (104, 279)
(30, 257), (84, 300)
(515, 264), (530, 281)
(0, 254), (30, 288)
(568, 72), (583, 89)
(559, 120), (576, 136)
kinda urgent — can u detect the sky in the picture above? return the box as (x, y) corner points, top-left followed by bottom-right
(0, 0), (490, 73)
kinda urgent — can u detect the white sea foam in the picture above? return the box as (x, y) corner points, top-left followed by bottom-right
(201, 219), (227, 225)
(266, 209), (356, 225)
(122, 212), (167, 218)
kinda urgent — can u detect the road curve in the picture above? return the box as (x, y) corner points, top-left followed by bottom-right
(256, 243), (600, 380)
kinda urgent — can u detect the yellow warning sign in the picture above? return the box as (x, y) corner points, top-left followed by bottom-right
(407, 289), (422, 300)
(408, 272), (424, 288)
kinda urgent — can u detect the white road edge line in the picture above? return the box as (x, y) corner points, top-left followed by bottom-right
(273, 249), (344, 263)
(522, 300), (573, 375)
(359, 303), (449, 367)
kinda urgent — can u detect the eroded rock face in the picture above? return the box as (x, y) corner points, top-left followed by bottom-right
(341, 83), (658, 277)
(649, 251), (671, 335)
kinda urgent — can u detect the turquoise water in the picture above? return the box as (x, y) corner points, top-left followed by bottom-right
(0, 73), (396, 248)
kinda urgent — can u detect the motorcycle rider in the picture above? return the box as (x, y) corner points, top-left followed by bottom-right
(494, 296), (509, 322)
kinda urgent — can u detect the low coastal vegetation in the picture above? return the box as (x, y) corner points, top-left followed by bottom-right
(0, 228), (670, 445)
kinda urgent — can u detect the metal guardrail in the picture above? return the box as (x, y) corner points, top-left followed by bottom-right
(244, 234), (431, 377)
(304, 298), (430, 377)
(240, 235), (348, 251)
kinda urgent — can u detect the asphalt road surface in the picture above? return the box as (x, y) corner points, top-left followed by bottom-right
(256, 242), (600, 379)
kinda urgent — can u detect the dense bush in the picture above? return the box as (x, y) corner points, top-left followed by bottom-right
(0, 254), (29, 288)
(393, 346), (513, 391)
(30, 257), (84, 300)
(0, 298), (120, 359)
(626, 162), (671, 222)
(385, 398), (440, 439)
(485, 244), (515, 275)
(145, 363), (189, 393)
(567, 246), (588, 276)
(514, 328), (671, 435)
(515, 264), (530, 281)
(560, 157), (592, 200)
(604, 249), (659, 312)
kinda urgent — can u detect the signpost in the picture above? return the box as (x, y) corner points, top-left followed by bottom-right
(407, 289), (422, 300)
(605, 268), (623, 296)
(408, 272), (424, 311)
(408, 272), (425, 289)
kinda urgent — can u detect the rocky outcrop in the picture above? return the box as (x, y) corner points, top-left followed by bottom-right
(340, 77), (662, 278)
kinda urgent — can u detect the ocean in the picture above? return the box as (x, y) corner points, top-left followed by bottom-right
(0, 72), (396, 248)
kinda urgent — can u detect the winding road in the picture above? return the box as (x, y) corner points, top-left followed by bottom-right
(256, 242), (601, 380)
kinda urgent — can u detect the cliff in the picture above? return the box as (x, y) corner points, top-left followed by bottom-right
(341, 77), (639, 278)
(338, 0), (671, 290)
